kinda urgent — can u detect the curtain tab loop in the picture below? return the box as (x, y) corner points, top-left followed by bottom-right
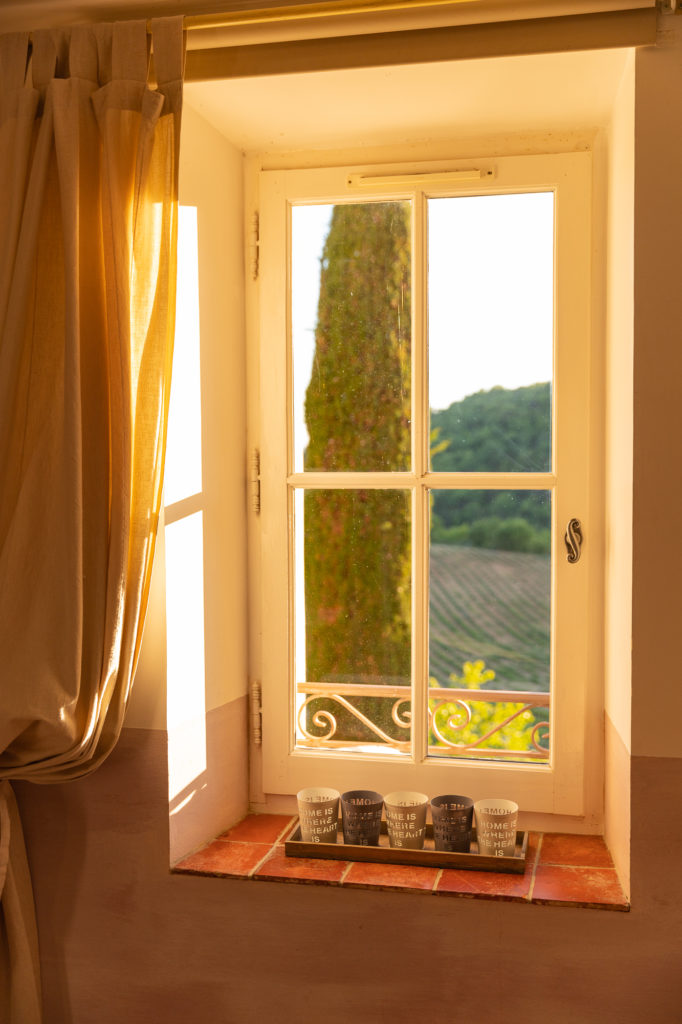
(93, 23), (113, 86)
(30, 30), (58, 90)
(150, 16), (186, 87)
(0, 33), (30, 90)
(51, 29), (70, 79)
(112, 20), (149, 84)
(69, 25), (99, 83)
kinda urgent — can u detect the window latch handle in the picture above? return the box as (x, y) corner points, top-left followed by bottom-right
(564, 518), (583, 564)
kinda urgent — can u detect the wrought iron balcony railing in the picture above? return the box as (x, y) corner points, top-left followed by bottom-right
(296, 681), (550, 761)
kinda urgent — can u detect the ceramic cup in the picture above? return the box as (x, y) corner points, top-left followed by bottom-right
(340, 790), (384, 846)
(430, 794), (474, 853)
(296, 787), (340, 844)
(384, 791), (429, 850)
(474, 798), (519, 857)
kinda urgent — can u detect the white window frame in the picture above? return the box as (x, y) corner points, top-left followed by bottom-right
(255, 152), (594, 817)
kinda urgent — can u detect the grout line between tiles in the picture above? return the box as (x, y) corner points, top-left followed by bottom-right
(249, 842), (278, 877)
(527, 833), (543, 902)
(275, 816), (298, 843)
(339, 862), (354, 884)
(172, 833), (217, 868)
(540, 862), (617, 870)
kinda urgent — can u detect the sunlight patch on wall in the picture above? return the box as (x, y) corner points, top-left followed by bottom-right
(166, 510), (207, 799)
(165, 205), (202, 506)
(164, 205), (208, 801)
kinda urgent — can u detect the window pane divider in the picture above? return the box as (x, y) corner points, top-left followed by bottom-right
(287, 471), (556, 488)
(288, 472), (416, 488)
(424, 471), (556, 488)
(412, 189), (428, 766)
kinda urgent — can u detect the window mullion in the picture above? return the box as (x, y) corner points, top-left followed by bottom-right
(411, 188), (428, 766)
(287, 472), (417, 488)
(423, 472), (557, 490)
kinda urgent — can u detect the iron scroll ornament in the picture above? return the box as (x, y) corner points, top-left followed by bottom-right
(564, 518), (583, 564)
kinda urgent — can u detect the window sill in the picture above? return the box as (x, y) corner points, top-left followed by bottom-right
(172, 814), (629, 912)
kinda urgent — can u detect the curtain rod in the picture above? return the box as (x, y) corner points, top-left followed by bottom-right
(181, 0), (482, 32)
(23, 1), (663, 49)
(24, 0), (479, 48)
(184, 7), (657, 80)
(179, 0), (671, 34)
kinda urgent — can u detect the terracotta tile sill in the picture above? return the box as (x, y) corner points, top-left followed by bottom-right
(172, 816), (629, 912)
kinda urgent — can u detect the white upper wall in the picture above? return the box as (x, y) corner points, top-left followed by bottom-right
(604, 52), (635, 753)
(186, 48), (630, 155)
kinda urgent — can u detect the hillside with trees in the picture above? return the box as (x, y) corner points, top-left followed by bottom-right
(431, 382), (551, 553)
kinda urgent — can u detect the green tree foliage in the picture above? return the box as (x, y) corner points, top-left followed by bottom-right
(431, 382), (551, 474)
(429, 660), (545, 758)
(431, 383), (551, 552)
(304, 203), (411, 741)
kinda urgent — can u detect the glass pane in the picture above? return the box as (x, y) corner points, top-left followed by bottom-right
(428, 192), (553, 473)
(428, 490), (551, 763)
(292, 202), (411, 473)
(295, 488), (411, 750)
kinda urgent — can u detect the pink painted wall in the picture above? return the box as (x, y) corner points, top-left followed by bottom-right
(13, 726), (682, 1024)
(631, 19), (682, 759)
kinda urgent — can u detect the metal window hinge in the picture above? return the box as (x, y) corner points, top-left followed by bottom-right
(249, 211), (260, 280)
(250, 680), (262, 746)
(250, 448), (261, 514)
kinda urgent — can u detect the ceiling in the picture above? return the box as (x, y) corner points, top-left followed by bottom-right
(185, 47), (629, 154)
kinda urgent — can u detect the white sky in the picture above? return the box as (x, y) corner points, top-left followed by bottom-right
(291, 192), (554, 467)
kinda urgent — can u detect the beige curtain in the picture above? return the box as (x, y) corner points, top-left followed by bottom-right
(0, 18), (184, 1022)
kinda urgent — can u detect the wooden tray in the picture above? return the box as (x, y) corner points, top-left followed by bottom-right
(285, 821), (528, 874)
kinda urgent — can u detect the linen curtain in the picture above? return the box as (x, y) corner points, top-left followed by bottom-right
(0, 18), (184, 1022)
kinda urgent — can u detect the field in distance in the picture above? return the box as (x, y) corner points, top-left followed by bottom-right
(429, 543), (550, 694)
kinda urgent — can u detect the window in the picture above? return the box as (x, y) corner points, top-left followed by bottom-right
(256, 153), (594, 816)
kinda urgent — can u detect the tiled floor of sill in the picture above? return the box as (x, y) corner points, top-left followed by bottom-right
(172, 814), (629, 912)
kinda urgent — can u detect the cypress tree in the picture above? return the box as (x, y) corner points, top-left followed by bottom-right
(303, 202), (412, 742)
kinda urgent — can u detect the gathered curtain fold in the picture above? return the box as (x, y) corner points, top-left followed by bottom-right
(0, 17), (184, 1023)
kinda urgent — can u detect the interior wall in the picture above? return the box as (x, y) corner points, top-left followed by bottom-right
(13, 724), (682, 1024)
(169, 103), (249, 861)
(129, 103), (250, 862)
(177, 103), (248, 720)
(603, 49), (635, 890)
(604, 49), (634, 755)
(631, 15), (682, 760)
